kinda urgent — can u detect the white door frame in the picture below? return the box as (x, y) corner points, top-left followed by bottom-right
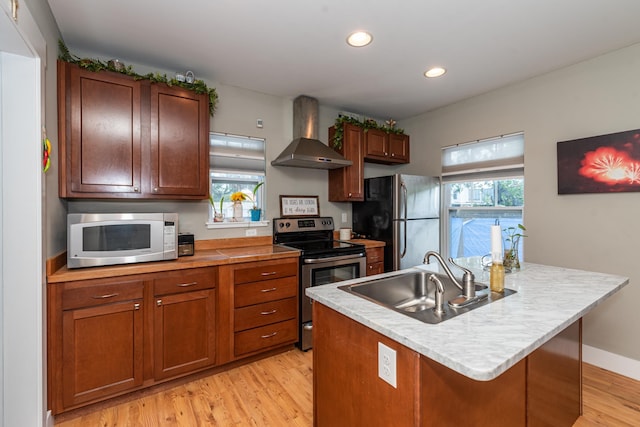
(0, 2), (46, 426)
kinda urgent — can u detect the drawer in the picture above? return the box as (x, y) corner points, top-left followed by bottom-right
(62, 280), (144, 310)
(366, 247), (384, 264)
(234, 261), (297, 285)
(234, 319), (297, 357)
(367, 262), (385, 276)
(234, 297), (297, 332)
(154, 268), (215, 296)
(234, 276), (297, 308)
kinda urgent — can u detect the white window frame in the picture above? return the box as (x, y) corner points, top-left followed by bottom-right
(206, 132), (268, 229)
(441, 133), (525, 260)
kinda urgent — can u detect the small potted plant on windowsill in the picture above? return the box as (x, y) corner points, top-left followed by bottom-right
(248, 182), (264, 221)
(209, 195), (225, 222)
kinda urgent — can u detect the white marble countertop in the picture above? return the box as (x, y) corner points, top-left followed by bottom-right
(306, 259), (629, 381)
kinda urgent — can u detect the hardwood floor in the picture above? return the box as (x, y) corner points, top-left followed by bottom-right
(53, 350), (639, 426)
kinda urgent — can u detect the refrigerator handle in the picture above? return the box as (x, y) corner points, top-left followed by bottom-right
(401, 181), (408, 258)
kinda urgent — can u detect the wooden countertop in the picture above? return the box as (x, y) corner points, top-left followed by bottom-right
(48, 243), (300, 283)
(350, 238), (385, 248)
(47, 236), (385, 283)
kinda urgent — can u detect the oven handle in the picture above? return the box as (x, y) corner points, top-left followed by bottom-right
(303, 253), (365, 264)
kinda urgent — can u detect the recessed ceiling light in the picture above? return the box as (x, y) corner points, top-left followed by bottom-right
(347, 31), (373, 47)
(424, 67), (446, 78)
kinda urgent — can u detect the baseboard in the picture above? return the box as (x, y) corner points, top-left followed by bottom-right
(583, 344), (640, 381)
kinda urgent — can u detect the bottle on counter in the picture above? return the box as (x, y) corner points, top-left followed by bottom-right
(490, 258), (505, 293)
(490, 225), (505, 293)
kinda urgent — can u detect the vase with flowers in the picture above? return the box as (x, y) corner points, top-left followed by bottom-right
(503, 224), (527, 270)
(230, 191), (247, 221)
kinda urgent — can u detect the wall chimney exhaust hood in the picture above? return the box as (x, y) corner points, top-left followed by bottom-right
(271, 95), (352, 169)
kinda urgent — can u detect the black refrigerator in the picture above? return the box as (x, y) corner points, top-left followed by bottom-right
(352, 174), (440, 272)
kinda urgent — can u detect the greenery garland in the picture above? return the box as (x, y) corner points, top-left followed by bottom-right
(58, 40), (218, 116)
(331, 115), (405, 150)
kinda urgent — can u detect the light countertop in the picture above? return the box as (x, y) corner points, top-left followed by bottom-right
(306, 259), (628, 381)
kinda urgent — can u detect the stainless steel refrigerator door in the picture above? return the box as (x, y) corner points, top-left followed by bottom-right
(393, 218), (440, 270)
(393, 174), (440, 220)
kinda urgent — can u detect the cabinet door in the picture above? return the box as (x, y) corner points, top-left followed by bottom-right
(363, 128), (389, 161)
(388, 133), (410, 163)
(150, 84), (209, 198)
(60, 61), (143, 197)
(154, 289), (216, 380)
(328, 123), (364, 201)
(62, 299), (143, 407)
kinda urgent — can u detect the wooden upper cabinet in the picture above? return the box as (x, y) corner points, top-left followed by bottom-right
(328, 123), (364, 202)
(58, 61), (143, 197)
(150, 84), (209, 197)
(364, 129), (410, 164)
(57, 60), (210, 199)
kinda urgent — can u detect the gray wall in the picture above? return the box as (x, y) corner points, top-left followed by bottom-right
(399, 43), (640, 361)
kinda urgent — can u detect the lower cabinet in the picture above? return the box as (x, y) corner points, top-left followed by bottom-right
(153, 269), (216, 380)
(48, 259), (300, 415)
(365, 246), (385, 276)
(54, 277), (146, 411)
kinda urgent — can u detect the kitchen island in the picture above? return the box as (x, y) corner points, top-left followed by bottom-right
(306, 260), (628, 427)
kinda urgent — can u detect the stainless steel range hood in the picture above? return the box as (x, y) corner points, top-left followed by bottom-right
(271, 95), (352, 169)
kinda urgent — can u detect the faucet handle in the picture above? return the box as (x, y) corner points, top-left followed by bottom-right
(448, 257), (475, 298)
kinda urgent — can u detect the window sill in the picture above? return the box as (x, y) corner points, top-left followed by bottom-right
(206, 219), (270, 230)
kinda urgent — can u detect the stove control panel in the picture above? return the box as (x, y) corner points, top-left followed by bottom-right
(273, 217), (334, 233)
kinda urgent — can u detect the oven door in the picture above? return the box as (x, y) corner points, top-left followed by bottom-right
(299, 253), (366, 350)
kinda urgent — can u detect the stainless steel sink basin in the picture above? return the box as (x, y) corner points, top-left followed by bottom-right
(338, 269), (515, 324)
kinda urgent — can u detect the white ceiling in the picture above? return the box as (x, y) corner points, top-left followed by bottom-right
(48, 0), (640, 120)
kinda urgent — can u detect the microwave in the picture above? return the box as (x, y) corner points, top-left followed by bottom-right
(67, 213), (178, 269)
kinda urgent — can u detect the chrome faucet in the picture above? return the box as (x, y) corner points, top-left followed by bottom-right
(423, 251), (476, 299)
(428, 274), (445, 315)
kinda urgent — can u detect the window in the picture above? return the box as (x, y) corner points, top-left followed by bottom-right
(441, 133), (524, 259)
(209, 132), (266, 223)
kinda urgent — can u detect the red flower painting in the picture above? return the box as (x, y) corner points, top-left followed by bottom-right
(557, 129), (640, 194)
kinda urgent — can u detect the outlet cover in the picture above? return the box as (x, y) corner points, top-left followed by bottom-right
(378, 342), (397, 388)
(245, 228), (257, 236)
(341, 212), (348, 223)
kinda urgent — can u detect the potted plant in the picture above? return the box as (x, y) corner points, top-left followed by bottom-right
(209, 195), (224, 222)
(503, 224), (527, 270)
(248, 182), (264, 221)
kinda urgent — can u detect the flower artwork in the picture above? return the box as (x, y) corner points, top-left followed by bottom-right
(557, 128), (640, 194)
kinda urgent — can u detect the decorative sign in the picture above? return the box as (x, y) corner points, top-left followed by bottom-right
(279, 195), (320, 217)
(557, 128), (640, 194)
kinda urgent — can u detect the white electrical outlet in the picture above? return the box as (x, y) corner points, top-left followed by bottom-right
(245, 228), (257, 236)
(341, 212), (348, 223)
(378, 342), (397, 388)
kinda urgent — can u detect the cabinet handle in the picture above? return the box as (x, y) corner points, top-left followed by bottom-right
(261, 332), (278, 339)
(391, 153), (395, 157)
(92, 293), (119, 299)
(348, 192), (352, 197)
(384, 152), (388, 156)
(260, 271), (277, 276)
(134, 303), (141, 311)
(156, 299), (162, 306)
(177, 281), (198, 287)
(260, 309), (277, 315)
(153, 187), (158, 192)
(11, 0), (18, 21)
(260, 287), (277, 293)
(133, 187), (139, 192)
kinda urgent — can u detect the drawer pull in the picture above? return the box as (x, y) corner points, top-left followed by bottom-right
(260, 309), (278, 315)
(261, 332), (278, 339)
(156, 299), (162, 306)
(134, 303), (141, 311)
(260, 271), (278, 276)
(177, 281), (198, 288)
(260, 287), (277, 293)
(92, 293), (119, 299)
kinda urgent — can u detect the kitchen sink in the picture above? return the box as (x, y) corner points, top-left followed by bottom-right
(338, 269), (515, 324)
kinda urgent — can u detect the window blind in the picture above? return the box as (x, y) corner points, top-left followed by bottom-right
(210, 132), (266, 174)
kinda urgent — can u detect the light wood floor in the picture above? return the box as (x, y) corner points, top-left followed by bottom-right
(54, 349), (640, 426)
